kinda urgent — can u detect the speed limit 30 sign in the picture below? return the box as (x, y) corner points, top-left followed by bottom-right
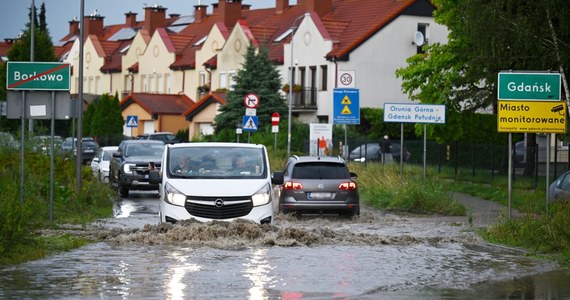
(338, 71), (355, 88)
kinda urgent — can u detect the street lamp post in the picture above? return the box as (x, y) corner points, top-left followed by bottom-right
(287, 14), (309, 157)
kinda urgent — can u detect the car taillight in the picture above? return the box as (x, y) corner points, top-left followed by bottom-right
(283, 181), (303, 190)
(339, 182), (357, 190)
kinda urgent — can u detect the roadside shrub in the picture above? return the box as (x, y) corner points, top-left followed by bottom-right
(351, 163), (465, 215)
(484, 202), (570, 256)
(0, 150), (114, 262)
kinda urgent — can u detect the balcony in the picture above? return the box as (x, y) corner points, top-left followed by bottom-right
(291, 87), (317, 111)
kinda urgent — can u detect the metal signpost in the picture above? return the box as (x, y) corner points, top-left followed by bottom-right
(6, 62), (71, 223)
(272, 112), (280, 151)
(497, 71), (563, 217)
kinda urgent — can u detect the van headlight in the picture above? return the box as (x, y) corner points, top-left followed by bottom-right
(165, 182), (186, 206)
(251, 183), (271, 206)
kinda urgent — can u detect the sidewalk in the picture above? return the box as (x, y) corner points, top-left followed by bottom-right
(451, 192), (522, 227)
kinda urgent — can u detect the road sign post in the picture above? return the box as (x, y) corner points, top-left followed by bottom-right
(497, 71), (563, 220)
(272, 112), (280, 150)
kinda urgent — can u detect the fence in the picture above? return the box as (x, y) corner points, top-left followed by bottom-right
(303, 137), (570, 185)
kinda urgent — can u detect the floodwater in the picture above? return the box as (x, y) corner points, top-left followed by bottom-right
(0, 194), (569, 299)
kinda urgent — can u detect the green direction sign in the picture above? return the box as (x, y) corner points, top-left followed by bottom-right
(6, 62), (70, 91)
(498, 72), (560, 101)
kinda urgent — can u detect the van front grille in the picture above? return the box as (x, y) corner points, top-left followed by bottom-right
(185, 196), (253, 220)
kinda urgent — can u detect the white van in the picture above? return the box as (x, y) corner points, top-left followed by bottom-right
(149, 142), (275, 224)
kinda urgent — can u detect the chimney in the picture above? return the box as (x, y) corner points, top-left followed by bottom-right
(194, 5), (208, 23)
(218, 0), (242, 28)
(169, 13), (180, 20)
(306, 0), (332, 18)
(84, 12), (105, 36)
(144, 3), (167, 35)
(125, 12), (137, 27)
(276, 0), (289, 14)
(68, 18), (79, 36)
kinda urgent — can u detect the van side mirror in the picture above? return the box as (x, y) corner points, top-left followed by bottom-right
(148, 170), (162, 184)
(271, 171), (284, 185)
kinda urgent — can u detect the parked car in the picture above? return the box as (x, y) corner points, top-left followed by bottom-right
(0, 132), (20, 150)
(148, 142), (276, 224)
(271, 155), (360, 217)
(60, 137), (99, 163)
(549, 170), (570, 202)
(136, 132), (179, 144)
(90, 146), (119, 183)
(32, 135), (63, 155)
(349, 142), (411, 163)
(110, 140), (165, 197)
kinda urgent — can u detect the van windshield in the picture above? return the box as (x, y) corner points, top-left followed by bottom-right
(168, 146), (266, 179)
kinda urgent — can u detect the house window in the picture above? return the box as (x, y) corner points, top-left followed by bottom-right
(320, 65), (327, 91)
(149, 75), (156, 93)
(95, 76), (101, 94)
(124, 75), (131, 93)
(200, 123), (214, 136)
(157, 74), (164, 93)
(88, 77), (93, 93)
(229, 71), (236, 90)
(299, 67), (306, 89)
(199, 72), (206, 86)
(141, 75), (147, 92)
(220, 72), (228, 89)
(165, 74), (171, 93)
(310, 66), (316, 90)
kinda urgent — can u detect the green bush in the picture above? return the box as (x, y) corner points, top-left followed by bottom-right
(0, 150), (114, 263)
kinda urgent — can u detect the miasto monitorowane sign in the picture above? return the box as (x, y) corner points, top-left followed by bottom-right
(6, 62), (70, 91)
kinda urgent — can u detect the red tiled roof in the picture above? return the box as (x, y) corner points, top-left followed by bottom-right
(203, 55), (218, 69)
(120, 93), (195, 115)
(127, 62), (139, 73)
(169, 19), (227, 70)
(183, 92), (227, 121)
(322, 0), (420, 59)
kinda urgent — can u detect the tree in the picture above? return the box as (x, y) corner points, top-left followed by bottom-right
(90, 93), (124, 145)
(396, 0), (570, 174)
(214, 44), (287, 134)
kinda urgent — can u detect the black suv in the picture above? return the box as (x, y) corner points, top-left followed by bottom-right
(272, 155), (360, 217)
(110, 140), (165, 197)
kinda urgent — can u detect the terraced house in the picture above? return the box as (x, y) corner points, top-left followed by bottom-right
(55, 0), (448, 139)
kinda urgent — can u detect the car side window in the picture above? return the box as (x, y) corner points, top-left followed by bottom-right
(560, 175), (570, 191)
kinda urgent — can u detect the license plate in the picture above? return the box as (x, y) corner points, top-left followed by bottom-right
(307, 192), (333, 199)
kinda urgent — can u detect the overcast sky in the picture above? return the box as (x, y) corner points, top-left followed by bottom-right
(1, 0), (288, 44)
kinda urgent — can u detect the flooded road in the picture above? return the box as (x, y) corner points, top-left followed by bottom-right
(1, 192), (569, 299)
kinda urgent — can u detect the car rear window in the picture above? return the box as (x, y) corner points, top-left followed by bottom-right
(292, 162), (349, 179)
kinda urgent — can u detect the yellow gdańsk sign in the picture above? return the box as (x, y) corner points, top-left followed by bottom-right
(497, 101), (567, 133)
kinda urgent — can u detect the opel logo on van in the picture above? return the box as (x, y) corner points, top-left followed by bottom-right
(317, 184), (324, 189)
(214, 198), (224, 207)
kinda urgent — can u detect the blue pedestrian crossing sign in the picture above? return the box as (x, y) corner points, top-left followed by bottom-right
(333, 88), (360, 125)
(126, 115), (138, 128)
(242, 116), (258, 132)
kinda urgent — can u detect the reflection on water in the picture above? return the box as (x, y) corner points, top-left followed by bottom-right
(0, 242), (568, 299)
(165, 248), (201, 300)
